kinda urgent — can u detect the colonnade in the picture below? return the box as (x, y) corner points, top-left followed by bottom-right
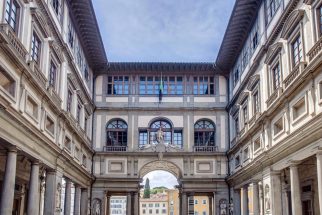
(0, 148), (89, 215)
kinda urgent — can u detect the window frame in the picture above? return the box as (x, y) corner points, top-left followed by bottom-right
(290, 33), (303, 68)
(0, 67), (16, 100)
(30, 31), (42, 65)
(193, 119), (216, 148)
(4, 0), (20, 33)
(106, 119), (128, 148)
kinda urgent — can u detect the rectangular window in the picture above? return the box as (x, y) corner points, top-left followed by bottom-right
(51, 0), (62, 21)
(273, 117), (284, 136)
(266, 0), (280, 23)
(318, 5), (322, 36)
(235, 155), (240, 167)
(49, 61), (57, 89)
(162, 209), (166, 214)
(272, 63), (281, 91)
(291, 35), (303, 66)
(243, 147), (249, 161)
(5, 0), (19, 32)
(139, 131), (148, 147)
(253, 91), (260, 114)
(26, 96), (38, 119)
(84, 114), (89, 134)
(242, 104), (248, 125)
(45, 115), (55, 135)
(31, 32), (41, 64)
(68, 21), (75, 48)
(253, 137), (261, 152)
(173, 130), (183, 148)
(0, 69), (16, 97)
(193, 76), (215, 95)
(233, 68), (239, 86)
(234, 116), (239, 134)
(76, 101), (82, 123)
(292, 97), (306, 120)
(64, 136), (72, 152)
(66, 88), (73, 112)
(107, 76), (129, 95)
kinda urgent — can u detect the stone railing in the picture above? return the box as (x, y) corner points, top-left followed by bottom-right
(266, 87), (282, 107)
(193, 146), (218, 152)
(0, 24), (28, 61)
(308, 36), (322, 61)
(284, 62), (306, 90)
(29, 61), (47, 90)
(103, 146), (128, 152)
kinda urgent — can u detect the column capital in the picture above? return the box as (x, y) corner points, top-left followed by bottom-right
(316, 151), (322, 157)
(7, 146), (18, 153)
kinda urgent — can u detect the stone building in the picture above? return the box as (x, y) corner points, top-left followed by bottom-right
(1, 0), (322, 215)
(219, 0), (322, 215)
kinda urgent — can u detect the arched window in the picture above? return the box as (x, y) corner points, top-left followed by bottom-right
(194, 120), (216, 152)
(106, 119), (128, 151)
(139, 119), (183, 148)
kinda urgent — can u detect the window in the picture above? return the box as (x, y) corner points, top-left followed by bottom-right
(139, 76), (184, 95)
(235, 155), (240, 167)
(202, 200), (207, 204)
(272, 63), (281, 91)
(253, 91), (260, 114)
(82, 154), (87, 167)
(273, 117), (284, 136)
(5, 0), (19, 32)
(149, 209), (152, 214)
(0, 69), (16, 97)
(149, 120), (172, 144)
(203, 212), (207, 215)
(194, 120), (216, 150)
(84, 114), (89, 134)
(84, 66), (89, 81)
(194, 212), (199, 215)
(51, 0), (62, 21)
(31, 32), (41, 64)
(143, 209), (146, 214)
(194, 200), (198, 204)
(233, 68), (239, 86)
(107, 76), (129, 95)
(75, 147), (80, 160)
(155, 203), (160, 207)
(242, 48), (249, 70)
(49, 61), (57, 89)
(193, 76), (215, 95)
(234, 116), (239, 134)
(243, 147), (249, 161)
(156, 209), (159, 214)
(45, 115), (55, 135)
(319, 81), (322, 101)
(291, 35), (303, 66)
(253, 137), (261, 152)
(25, 96), (38, 119)
(68, 21), (75, 48)
(142, 204), (146, 208)
(106, 119), (128, 150)
(76, 101), (82, 124)
(266, 0), (280, 23)
(64, 136), (72, 151)
(173, 130), (183, 148)
(162, 209), (166, 214)
(251, 22), (259, 52)
(318, 5), (322, 36)
(242, 101), (248, 125)
(292, 97), (306, 120)
(66, 88), (73, 112)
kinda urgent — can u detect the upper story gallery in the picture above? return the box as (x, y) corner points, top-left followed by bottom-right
(1, 0), (322, 215)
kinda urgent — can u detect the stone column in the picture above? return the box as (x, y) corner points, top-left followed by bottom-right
(252, 182), (260, 215)
(208, 196), (213, 215)
(213, 192), (217, 215)
(74, 185), (81, 215)
(64, 179), (72, 215)
(0, 148), (17, 215)
(27, 161), (40, 215)
(43, 170), (57, 215)
(233, 189), (241, 215)
(290, 164), (303, 215)
(105, 194), (111, 215)
(133, 192), (139, 215)
(181, 192), (187, 215)
(127, 193), (132, 215)
(259, 183), (264, 215)
(241, 186), (248, 215)
(80, 188), (88, 215)
(271, 171), (282, 215)
(317, 153), (322, 213)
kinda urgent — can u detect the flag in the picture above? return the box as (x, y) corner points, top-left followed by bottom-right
(159, 74), (163, 102)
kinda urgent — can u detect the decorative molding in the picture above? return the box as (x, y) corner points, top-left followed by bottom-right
(139, 160), (181, 178)
(281, 9), (305, 39)
(264, 42), (283, 64)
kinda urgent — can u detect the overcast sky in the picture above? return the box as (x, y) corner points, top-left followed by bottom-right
(93, 0), (234, 62)
(142, 170), (178, 189)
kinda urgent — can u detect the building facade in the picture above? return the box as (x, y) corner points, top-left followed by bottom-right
(1, 0), (322, 215)
(140, 193), (169, 215)
(110, 196), (127, 215)
(216, 0), (322, 215)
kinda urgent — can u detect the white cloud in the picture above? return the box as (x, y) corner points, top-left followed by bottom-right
(141, 170), (178, 189)
(93, 0), (235, 62)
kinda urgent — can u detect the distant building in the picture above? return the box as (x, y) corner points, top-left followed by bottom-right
(110, 196), (127, 215)
(192, 196), (209, 215)
(140, 192), (169, 215)
(166, 189), (180, 215)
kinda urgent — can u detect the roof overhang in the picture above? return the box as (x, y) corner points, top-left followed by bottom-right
(215, 0), (262, 72)
(67, 0), (108, 70)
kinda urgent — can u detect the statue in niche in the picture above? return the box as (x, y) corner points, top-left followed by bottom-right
(219, 199), (228, 215)
(92, 199), (101, 215)
(264, 184), (271, 212)
(55, 183), (62, 210)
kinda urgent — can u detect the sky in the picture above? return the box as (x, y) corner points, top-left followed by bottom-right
(142, 170), (178, 189)
(92, 0), (235, 62)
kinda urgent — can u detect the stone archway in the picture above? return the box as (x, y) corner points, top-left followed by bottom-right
(139, 160), (182, 179)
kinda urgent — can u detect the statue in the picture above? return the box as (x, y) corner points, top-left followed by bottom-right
(264, 185), (271, 212)
(55, 183), (62, 211)
(220, 199), (228, 215)
(156, 127), (164, 143)
(92, 199), (101, 215)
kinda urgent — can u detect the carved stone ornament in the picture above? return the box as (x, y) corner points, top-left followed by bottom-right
(140, 160), (181, 178)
